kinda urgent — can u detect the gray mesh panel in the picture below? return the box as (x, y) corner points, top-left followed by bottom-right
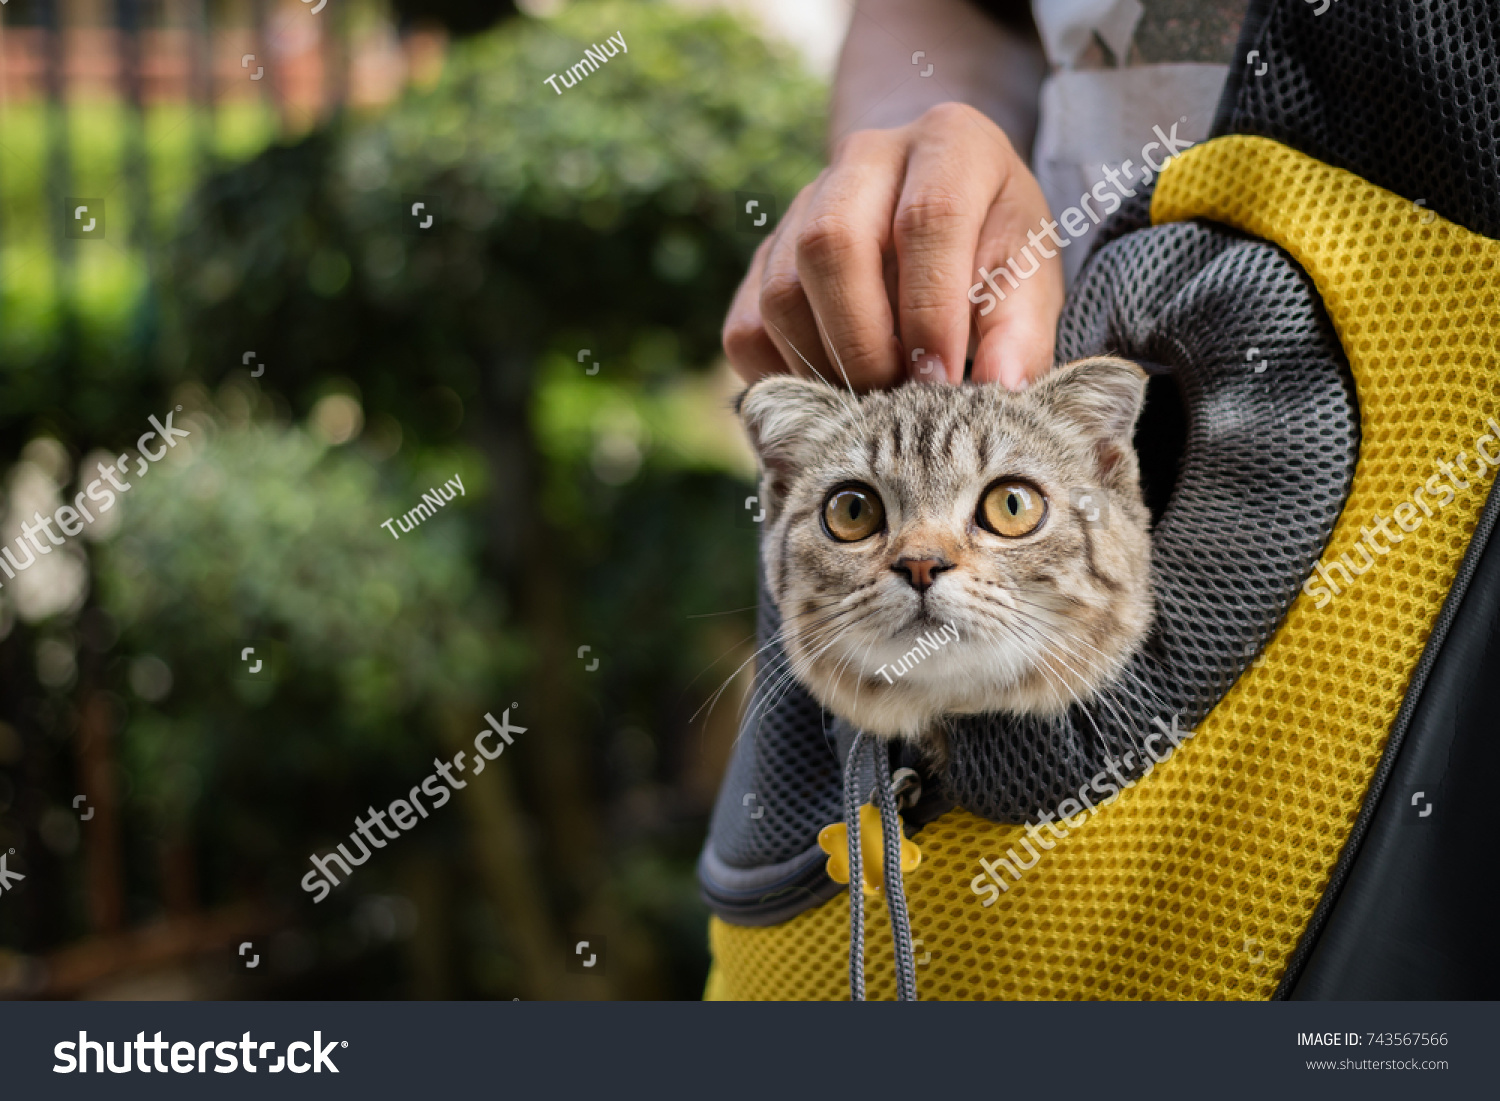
(704, 582), (843, 868)
(942, 222), (1358, 818)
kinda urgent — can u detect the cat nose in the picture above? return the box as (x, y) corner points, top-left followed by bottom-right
(891, 556), (953, 592)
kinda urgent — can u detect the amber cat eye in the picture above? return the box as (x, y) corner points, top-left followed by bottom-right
(978, 479), (1047, 537)
(822, 484), (886, 543)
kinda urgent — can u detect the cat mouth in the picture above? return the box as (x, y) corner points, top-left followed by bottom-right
(904, 607), (947, 631)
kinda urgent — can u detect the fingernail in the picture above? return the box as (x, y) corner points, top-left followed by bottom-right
(999, 363), (1028, 391)
(909, 349), (946, 382)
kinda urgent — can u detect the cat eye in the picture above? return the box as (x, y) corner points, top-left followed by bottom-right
(978, 479), (1047, 538)
(822, 484), (886, 543)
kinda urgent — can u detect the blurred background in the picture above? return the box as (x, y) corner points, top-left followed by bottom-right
(0, 0), (844, 999)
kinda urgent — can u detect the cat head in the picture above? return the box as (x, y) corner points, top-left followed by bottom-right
(737, 357), (1154, 746)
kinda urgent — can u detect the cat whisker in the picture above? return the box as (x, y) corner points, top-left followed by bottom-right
(971, 596), (1141, 761)
(998, 609), (1124, 714)
(1067, 650), (1171, 726)
(989, 586), (1170, 712)
(770, 605), (882, 709)
(683, 626), (765, 696)
(692, 598), (857, 727)
(733, 642), (826, 744)
(685, 603), (761, 619)
(695, 622), (814, 728)
(845, 631), (887, 718)
(1010, 609), (1172, 720)
(733, 601), (875, 732)
(806, 306), (866, 408)
(1002, 611), (1165, 761)
(997, 613), (1118, 755)
(745, 608), (880, 737)
(990, 619), (1104, 756)
(765, 317), (869, 434)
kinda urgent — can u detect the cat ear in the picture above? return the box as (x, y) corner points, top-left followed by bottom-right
(1032, 356), (1148, 478)
(736, 376), (849, 492)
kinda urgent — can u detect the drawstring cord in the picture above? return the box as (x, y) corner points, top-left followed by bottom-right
(844, 730), (919, 1001)
(876, 747), (919, 1002)
(843, 731), (867, 1001)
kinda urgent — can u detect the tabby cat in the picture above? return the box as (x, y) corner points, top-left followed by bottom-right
(737, 357), (1154, 757)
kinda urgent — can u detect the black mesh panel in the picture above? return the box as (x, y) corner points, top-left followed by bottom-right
(1222, 0), (1500, 238)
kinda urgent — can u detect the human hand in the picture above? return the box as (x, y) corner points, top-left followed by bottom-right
(721, 102), (1064, 392)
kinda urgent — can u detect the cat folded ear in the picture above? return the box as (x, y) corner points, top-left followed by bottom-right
(736, 376), (850, 500)
(1030, 356), (1148, 479)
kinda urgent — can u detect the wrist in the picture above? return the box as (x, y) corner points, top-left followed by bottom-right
(830, 0), (1045, 158)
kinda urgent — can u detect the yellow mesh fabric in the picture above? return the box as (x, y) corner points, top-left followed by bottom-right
(706, 135), (1500, 1000)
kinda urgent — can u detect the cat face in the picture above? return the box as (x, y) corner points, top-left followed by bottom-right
(738, 357), (1154, 746)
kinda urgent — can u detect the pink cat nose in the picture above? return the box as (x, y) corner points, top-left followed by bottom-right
(892, 556), (953, 592)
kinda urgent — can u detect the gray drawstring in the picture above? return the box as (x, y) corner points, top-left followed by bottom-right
(844, 730), (919, 1001)
(874, 743), (918, 1001)
(843, 730), (867, 1001)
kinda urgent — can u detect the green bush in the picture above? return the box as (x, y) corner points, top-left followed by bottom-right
(2, 0), (826, 998)
(164, 0), (826, 436)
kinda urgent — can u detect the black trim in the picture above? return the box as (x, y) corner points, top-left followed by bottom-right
(1277, 474), (1500, 998)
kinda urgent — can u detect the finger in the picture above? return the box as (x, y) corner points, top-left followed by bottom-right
(794, 129), (907, 391)
(892, 104), (1013, 385)
(722, 237), (785, 384)
(758, 183), (835, 379)
(966, 172), (1066, 389)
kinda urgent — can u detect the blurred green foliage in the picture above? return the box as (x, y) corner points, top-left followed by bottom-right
(97, 400), (512, 803)
(0, 0), (825, 1000)
(162, 0), (825, 438)
(0, 102), (280, 442)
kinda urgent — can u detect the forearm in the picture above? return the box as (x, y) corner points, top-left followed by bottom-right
(829, 0), (1046, 159)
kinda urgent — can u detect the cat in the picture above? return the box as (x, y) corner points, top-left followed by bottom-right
(736, 357), (1154, 759)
